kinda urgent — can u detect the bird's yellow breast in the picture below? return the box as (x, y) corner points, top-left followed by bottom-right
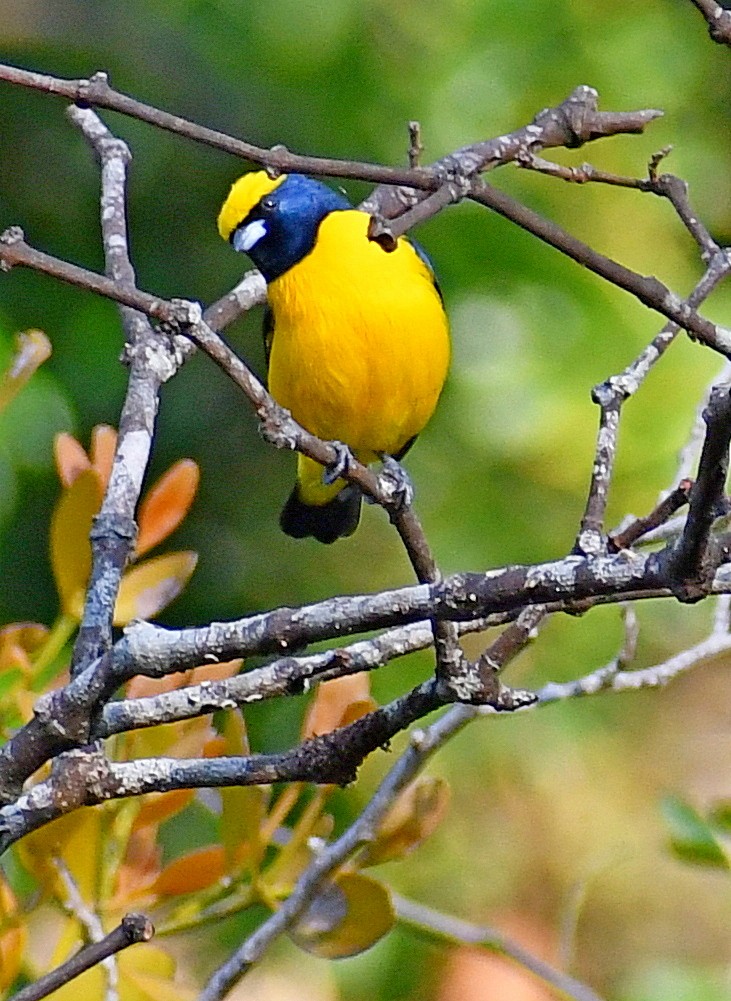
(267, 210), (450, 464)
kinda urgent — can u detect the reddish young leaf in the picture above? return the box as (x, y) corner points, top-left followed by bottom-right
(90, 424), (117, 488)
(125, 659), (241, 700)
(0, 623), (48, 655)
(302, 673), (374, 739)
(112, 825), (163, 907)
(150, 844), (251, 897)
(136, 459), (199, 557)
(360, 776), (451, 867)
(53, 432), (91, 488)
(203, 736), (228, 758)
(134, 790), (196, 830)
(0, 623), (48, 674)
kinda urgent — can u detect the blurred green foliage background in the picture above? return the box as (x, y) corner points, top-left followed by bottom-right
(2, 0), (731, 998)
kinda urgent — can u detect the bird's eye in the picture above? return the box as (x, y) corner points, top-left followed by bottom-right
(261, 196), (276, 211)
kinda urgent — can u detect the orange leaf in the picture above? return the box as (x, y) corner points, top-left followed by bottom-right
(0, 873), (25, 991)
(90, 425), (117, 488)
(0, 642), (31, 674)
(50, 469), (103, 617)
(112, 825), (162, 907)
(136, 460), (199, 557)
(126, 659), (241, 700)
(151, 846), (227, 897)
(114, 551), (197, 625)
(134, 790), (195, 830)
(303, 674), (374, 739)
(359, 777), (451, 867)
(0, 623), (48, 674)
(0, 622), (48, 654)
(53, 432), (91, 488)
(203, 736), (228, 758)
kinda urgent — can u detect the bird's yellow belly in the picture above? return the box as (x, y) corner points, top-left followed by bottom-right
(269, 318), (444, 461)
(267, 220), (450, 464)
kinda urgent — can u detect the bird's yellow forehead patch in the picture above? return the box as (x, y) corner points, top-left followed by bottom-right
(217, 171), (287, 241)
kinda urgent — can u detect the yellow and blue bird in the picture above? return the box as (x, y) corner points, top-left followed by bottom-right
(217, 171), (450, 543)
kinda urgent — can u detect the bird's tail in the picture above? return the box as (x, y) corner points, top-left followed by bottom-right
(280, 483), (362, 543)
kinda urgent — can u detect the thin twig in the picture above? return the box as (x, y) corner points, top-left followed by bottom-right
(53, 856), (119, 1001)
(0, 67), (661, 202)
(538, 621), (731, 702)
(393, 894), (606, 1001)
(198, 703), (480, 1001)
(11, 914), (153, 1001)
(575, 251), (731, 555)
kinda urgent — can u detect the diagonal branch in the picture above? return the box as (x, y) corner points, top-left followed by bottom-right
(394, 895), (605, 1001)
(0, 67), (660, 205)
(198, 701), (479, 1001)
(688, 0), (731, 45)
(10, 913), (153, 1001)
(575, 251), (731, 555)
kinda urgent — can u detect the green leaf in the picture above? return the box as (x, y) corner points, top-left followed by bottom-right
(289, 873), (394, 959)
(707, 801), (731, 834)
(0, 329), (51, 413)
(621, 962), (731, 1001)
(0, 668), (24, 701)
(49, 469), (103, 618)
(661, 796), (729, 869)
(220, 710), (268, 874)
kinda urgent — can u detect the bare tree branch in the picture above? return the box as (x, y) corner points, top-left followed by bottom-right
(576, 251), (731, 556)
(65, 106), (187, 673)
(199, 700), (480, 1001)
(0, 67), (660, 197)
(688, 0), (731, 45)
(10, 913), (153, 1001)
(393, 895), (606, 1001)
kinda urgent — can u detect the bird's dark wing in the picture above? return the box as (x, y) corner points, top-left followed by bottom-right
(262, 304), (274, 373)
(411, 239), (444, 305)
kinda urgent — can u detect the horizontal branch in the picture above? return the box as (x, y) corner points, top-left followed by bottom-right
(3, 525), (731, 805)
(99, 618), (490, 737)
(0, 682), (444, 852)
(0, 66), (660, 198)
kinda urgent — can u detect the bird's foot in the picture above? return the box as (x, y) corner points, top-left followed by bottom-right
(322, 441), (355, 485)
(378, 454), (414, 509)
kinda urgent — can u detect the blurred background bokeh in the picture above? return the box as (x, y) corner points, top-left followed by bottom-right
(2, 0), (731, 998)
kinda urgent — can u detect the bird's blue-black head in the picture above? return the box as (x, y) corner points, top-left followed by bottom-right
(217, 171), (351, 282)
